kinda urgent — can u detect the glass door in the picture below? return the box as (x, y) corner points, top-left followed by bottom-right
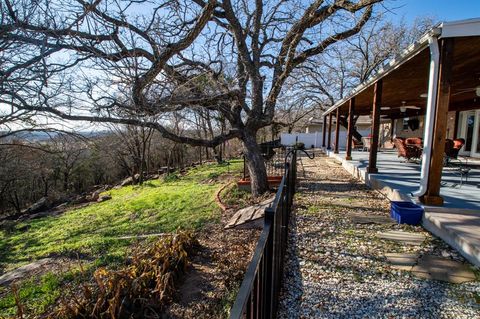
(471, 110), (480, 158)
(457, 111), (476, 156)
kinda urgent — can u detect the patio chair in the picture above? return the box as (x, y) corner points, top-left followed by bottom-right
(444, 138), (470, 187)
(361, 136), (372, 152)
(393, 138), (422, 162)
(353, 139), (363, 151)
(444, 138), (467, 164)
(444, 138), (469, 184)
(405, 137), (423, 148)
(446, 138), (465, 160)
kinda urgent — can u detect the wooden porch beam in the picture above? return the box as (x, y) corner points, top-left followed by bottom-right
(367, 80), (382, 173)
(327, 113), (333, 150)
(322, 114), (327, 148)
(421, 38), (454, 206)
(346, 98), (355, 160)
(334, 108), (340, 154)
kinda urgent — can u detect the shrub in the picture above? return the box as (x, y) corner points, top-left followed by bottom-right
(293, 142), (305, 150)
(163, 173), (179, 182)
(207, 172), (220, 179)
(221, 184), (252, 209)
(50, 231), (197, 318)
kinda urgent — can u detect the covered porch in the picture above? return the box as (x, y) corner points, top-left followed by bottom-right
(327, 149), (480, 211)
(322, 18), (480, 207)
(320, 19), (480, 266)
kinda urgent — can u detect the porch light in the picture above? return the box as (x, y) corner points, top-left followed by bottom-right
(476, 86), (480, 97)
(420, 93), (428, 98)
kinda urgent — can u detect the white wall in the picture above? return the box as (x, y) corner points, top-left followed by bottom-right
(394, 116), (424, 139)
(281, 129), (371, 149)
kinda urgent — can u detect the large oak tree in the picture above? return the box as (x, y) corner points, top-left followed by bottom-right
(1, 0), (382, 196)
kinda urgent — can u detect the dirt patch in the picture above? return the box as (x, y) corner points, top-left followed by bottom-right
(164, 208), (260, 318)
(215, 182), (232, 212)
(0, 258), (77, 288)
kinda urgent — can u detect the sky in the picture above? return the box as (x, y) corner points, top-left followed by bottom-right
(386, 0), (480, 24)
(3, 0), (480, 133)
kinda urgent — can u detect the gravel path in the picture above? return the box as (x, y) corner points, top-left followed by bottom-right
(277, 154), (480, 319)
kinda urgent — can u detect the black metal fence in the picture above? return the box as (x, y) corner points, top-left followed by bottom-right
(230, 149), (298, 319)
(243, 149), (286, 180)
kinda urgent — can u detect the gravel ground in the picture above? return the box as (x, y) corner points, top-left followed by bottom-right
(277, 154), (480, 319)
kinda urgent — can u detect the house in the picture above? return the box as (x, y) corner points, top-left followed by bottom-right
(321, 18), (480, 266)
(305, 115), (374, 134)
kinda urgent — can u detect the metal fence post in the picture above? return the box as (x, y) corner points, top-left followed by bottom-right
(264, 207), (275, 318)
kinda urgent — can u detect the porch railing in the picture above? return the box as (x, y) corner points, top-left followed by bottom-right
(230, 149), (298, 319)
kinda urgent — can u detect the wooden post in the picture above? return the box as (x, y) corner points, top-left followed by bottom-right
(327, 113), (333, 150)
(421, 38), (454, 206)
(322, 115), (327, 148)
(345, 98), (355, 160)
(390, 118), (395, 143)
(334, 108), (340, 154)
(367, 80), (382, 173)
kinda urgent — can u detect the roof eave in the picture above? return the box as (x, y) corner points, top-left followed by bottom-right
(323, 18), (480, 117)
(322, 32), (434, 116)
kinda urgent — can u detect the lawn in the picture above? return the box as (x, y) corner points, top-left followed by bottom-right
(0, 159), (243, 317)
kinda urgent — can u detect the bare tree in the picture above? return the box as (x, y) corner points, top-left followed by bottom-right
(299, 16), (435, 111)
(1, 0), (383, 196)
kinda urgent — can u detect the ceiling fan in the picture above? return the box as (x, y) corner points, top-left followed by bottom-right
(381, 101), (421, 112)
(452, 86), (480, 97)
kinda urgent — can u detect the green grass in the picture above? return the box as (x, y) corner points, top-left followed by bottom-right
(0, 160), (242, 317)
(0, 272), (62, 318)
(221, 183), (252, 209)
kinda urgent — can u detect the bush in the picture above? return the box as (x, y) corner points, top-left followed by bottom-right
(293, 142), (305, 150)
(50, 231), (197, 318)
(207, 172), (220, 179)
(163, 173), (180, 182)
(221, 184), (252, 209)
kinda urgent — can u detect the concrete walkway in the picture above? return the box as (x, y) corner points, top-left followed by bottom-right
(324, 149), (480, 267)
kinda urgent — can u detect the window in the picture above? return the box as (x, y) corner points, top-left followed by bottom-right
(402, 118), (409, 130)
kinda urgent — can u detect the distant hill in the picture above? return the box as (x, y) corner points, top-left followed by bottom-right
(0, 130), (109, 142)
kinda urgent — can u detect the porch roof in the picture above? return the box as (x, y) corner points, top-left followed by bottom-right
(323, 18), (480, 119)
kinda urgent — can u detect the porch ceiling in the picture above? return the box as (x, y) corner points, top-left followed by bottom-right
(329, 36), (480, 119)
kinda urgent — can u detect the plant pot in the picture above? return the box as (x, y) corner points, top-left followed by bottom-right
(237, 176), (283, 191)
(390, 201), (424, 225)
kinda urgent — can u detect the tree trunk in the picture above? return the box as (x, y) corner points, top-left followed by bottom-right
(241, 131), (269, 197)
(63, 171), (69, 191)
(212, 147), (223, 163)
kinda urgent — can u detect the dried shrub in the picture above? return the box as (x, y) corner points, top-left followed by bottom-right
(49, 231), (197, 319)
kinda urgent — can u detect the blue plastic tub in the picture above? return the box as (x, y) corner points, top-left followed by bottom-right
(390, 201), (424, 225)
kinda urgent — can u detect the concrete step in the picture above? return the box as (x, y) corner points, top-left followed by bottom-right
(423, 210), (480, 267)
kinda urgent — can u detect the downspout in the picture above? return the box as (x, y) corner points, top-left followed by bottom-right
(412, 33), (441, 197)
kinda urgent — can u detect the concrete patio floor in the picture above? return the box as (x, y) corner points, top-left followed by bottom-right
(322, 148), (480, 267)
(325, 149), (480, 211)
